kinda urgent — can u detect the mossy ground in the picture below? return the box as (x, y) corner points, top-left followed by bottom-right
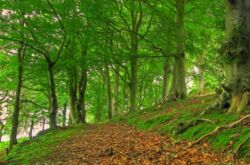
(112, 95), (250, 162)
(0, 125), (84, 165)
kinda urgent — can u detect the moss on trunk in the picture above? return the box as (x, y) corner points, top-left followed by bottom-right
(209, 0), (250, 114)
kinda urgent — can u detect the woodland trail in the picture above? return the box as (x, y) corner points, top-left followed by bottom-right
(46, 124), (242, 165)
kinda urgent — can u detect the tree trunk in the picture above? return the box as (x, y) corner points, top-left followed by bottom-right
(138, 73), (144, 108)
(122, 76), (127, 113)
(29, 120), (34, 140)
(129, 0), (142, 112)
(199, 50), (206, 94)
(113, 66), (120, 115)
(42, 118), (45, 131)
(9, 44), (26, 150)
(222, 0), (250, 114)
(130, 56), (137, 112)
(130, 24), (138, 112)
(48, 64), (58, 129)
(77, 70), (87, 123)
(0, 122), (4, 142)
(62, 103), (67, 127)
(105, 65), (112, 120)
(95, 83), (104, 122)
(162, 57), (171, 99)
(76, 46), (88, 123)
(173, 0), (187, 99)
(68, 71), (77, 124)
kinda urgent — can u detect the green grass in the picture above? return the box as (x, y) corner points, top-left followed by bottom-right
(0, 142), (9, 160)
(5, 126), (84, 165)
(0, 138), (29, 161)
(112, 95), (250, 162)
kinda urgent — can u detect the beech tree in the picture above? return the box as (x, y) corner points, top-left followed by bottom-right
(219, 0), (250, 114)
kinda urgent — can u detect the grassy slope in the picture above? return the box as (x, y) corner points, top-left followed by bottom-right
(0, 142), (9, 161)
(1, 126), (84, 165)
(112, 95), (250, 162)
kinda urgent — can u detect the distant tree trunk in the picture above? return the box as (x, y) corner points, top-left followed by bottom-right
(223, 0), (250, 114)
(113, 66), (120, 115)
(68, 70), (77, 124)
(48, 63), (58, 129)
(95, 83), (104, 122)
(122, 76), (127, 113)
(29, 120), (34, 140)
(173, 0), (187, 99)
(77, 69), (87, 123)
(138, 74), (144, 108)
(62, 103), (67, 127)
(9, 44), (26, 150)
(0, 121), (4, 142)
(199, 50), (206, 94)
(105, 65), (112, 120)
(162, 57), (171, 99)
(42, 118), (45, 131)
(130, 33), (138, 112)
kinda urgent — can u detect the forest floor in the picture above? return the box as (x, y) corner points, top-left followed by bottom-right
(45, 124), (240, 165)
(2, 95), (250, 164)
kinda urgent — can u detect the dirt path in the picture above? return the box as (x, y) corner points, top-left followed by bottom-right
(46, 124), (242, 165)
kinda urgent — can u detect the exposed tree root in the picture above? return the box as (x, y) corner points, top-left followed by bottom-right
(200, 88), (231, 116)
(174, 118), (216, 135)
(191, 114), (250, 146)
(201, 88), (250, 115)
(155, 95), (177, 110)
(236, 92), (249, 114)
(199, 118), (216, 123)
(227, 92), (250, 114)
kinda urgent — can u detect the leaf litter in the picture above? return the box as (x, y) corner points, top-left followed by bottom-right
(45, 124), (247, 165)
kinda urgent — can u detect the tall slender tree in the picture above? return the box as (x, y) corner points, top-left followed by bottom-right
(173, 0), (187, 99)
(9, 43), (26, 150)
